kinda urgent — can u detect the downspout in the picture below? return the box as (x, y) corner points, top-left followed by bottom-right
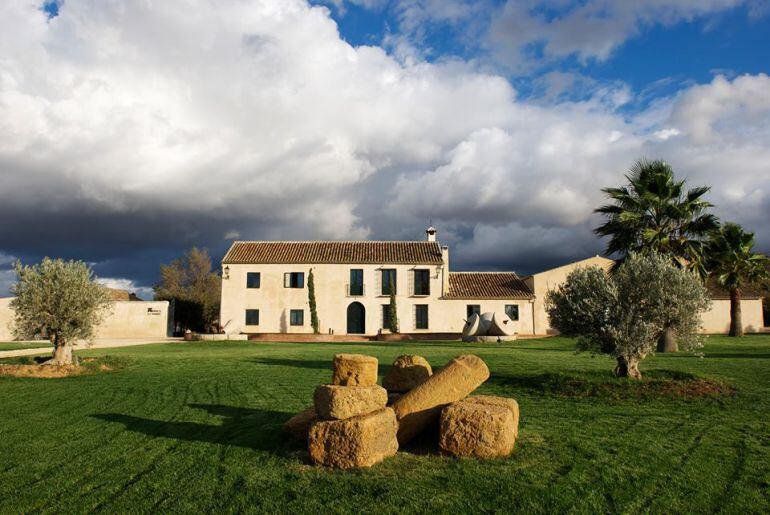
(530, 297), (536, 336)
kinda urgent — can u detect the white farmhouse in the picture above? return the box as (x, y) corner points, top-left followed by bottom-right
(219, 227), (767, 339)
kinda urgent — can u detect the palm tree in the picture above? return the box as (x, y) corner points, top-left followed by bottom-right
(705, 223), (769, 337)
(595, 159), (719, 275)
(595, 159), (719, 351)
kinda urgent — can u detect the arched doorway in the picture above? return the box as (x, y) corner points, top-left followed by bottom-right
(347, 302), (365, 334)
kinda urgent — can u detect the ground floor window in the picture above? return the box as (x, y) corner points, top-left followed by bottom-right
(415, 305), (428, 329)
(505, 304), (520, 321)
(382, 305), (392, 329)
(290, 309), (304, 326)
(467, 304), (480, 318)
(245, 309), (259, 325)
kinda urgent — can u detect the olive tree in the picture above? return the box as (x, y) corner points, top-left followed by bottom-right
(545, 253), (710, 379)
(11, 258), (112, 365)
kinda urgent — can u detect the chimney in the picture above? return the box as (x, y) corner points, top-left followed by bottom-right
(426, 226), (437, 242)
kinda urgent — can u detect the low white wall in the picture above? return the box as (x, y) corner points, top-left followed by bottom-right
(0, 297), (170, 341)
(0, 297), (13, 341)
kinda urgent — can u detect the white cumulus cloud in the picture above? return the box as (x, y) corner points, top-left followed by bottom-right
(0, 0), (767, 281)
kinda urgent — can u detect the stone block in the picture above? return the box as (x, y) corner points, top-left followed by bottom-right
(332, 354), (378, 386)
(464, 395), (519, 438)
(391, 354), (490, 444)
(283, 406), (317, 441)
(382, 355), (433, 393)
(308, 407), (399, 469)
(439, 400), (516, 458)
(313, 384), (387, 420)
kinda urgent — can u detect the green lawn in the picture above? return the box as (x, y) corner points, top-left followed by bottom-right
(1, 336), (768, 513)
(0, 341), (50, 352)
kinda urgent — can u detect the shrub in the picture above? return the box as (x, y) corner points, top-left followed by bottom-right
(545, 253), (710, 378)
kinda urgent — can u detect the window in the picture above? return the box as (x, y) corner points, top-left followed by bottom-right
(381, 269), (397, 295)
(349, 269), (363, 296)
(505, 304), (520, 321)
(245, 309), (259, 325)
(467, 305), (481, 318)
(246, 272), (261, 288)
(290, 309), (304, 326)
(413, 269), (430, 296)
(284, 272), (305, 288)
(415, 305), (428, 329)
(382, 304), (391, 329)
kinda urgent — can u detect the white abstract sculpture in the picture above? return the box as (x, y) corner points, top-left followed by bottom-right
(462, 312), (517, 342)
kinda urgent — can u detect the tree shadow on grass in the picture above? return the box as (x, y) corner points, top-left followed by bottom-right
(485, 370), (733, 400)
(249, 357), (332, 371)
(659, 353), (770, 359)
(91, 404), (301, 455)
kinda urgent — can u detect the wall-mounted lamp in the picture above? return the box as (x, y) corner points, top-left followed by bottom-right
(223, 266), (230, 280)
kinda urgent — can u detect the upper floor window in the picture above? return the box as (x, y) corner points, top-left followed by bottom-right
(505, 304), (520, 321)
(349, 269), (364, 296)
(381, 269), (397, 296)
(290, 309), (304, 326)
(415, 304), (429, 329)
(467, 304), (481, 318)
(245, 309), (260, 325)
(246, 272), (261, 289)
(413, 269), (430, 296)
(284, 272), (305, 288)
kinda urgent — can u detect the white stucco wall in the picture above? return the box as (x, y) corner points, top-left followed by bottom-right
(0, 297), (169, 341)
(219, 263), (534, 335)
(0, 297), (13, 341)
(700, 299), (765, 334)
(528, 256), (615, 335)
(94, 301), (170, 339)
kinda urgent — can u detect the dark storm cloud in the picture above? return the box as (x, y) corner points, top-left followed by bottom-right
(0, 1), (768, 297)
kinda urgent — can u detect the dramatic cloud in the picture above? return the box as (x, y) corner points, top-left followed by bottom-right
(489, 0), (753, 69)
(0, 1), (768, 295)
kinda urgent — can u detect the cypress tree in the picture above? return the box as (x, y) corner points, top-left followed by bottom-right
(308, 268), (320, 334)
(388, 277), (399, 333)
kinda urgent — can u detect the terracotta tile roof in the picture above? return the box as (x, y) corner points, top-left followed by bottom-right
(106, 288), (143, 301)
(446, 272), (533, 299)
(705, 277), (763, 300)
(222, 241), (444, 265)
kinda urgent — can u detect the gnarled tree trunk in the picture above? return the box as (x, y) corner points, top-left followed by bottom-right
(48, 334), (75, 366)
(614, 356), (642, 379)
(656, 326), (678, 352)
(729, 288), (743, 337)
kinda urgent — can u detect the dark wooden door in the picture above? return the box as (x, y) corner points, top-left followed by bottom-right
(347, 302), (365, 334)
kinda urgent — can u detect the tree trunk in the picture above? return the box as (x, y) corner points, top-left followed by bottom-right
(614, 356), (642, 379)
(656, 326), (678, 352)
(49, 335), (75, 366)
(729, 288), (743, 337)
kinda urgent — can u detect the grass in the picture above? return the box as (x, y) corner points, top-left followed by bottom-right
(0, 341), (50, 352)
(1, 335), (768, 513)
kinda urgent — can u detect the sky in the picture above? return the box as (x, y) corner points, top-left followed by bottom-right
(0, 0), (769, 298)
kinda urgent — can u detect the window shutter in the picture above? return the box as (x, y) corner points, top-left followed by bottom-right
(412, 305), (417, 329)
(376, 270), (382, 295)
(408, 270), (414, 296)
(284, 273), (290, 288)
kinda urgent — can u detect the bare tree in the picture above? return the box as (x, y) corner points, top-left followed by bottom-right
(154, 248), (221, 333)
(11, 258), (112, 366)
